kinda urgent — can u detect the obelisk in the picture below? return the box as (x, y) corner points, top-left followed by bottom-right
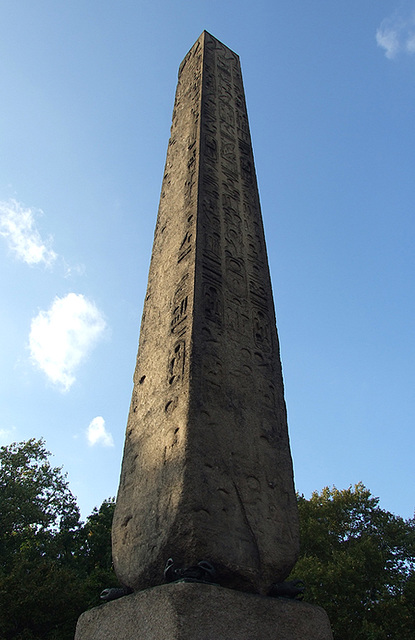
(112, 30), (299, 595)
(75, 31), (333, 640)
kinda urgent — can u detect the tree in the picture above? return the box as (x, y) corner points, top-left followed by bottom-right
(0, 439), (84, 639)
(0, 438), (80, 568)
(0, 439), (117, 640)
(289, 483), (415, 640)
(75, 498), (118, 608)
(3, 440), (414, 640)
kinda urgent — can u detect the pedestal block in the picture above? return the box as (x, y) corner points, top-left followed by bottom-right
(75, 583), (333, 640)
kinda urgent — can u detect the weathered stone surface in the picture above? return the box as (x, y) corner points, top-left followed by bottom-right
(112, 31), (299, 595)
(75, 583), (333, 640)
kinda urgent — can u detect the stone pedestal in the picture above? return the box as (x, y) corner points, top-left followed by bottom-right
(75, 583), (333, 640)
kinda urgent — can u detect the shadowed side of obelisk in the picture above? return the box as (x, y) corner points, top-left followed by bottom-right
(112, 31), (299, 595)
(181, 33), (299, 592)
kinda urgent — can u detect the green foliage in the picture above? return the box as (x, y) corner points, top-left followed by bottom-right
(0, 439), (118, 640)
(78, 498), (115, 574)
(290, 483), (415, 640)
(0, 438), (80, 568)
(75, 498), (118, 613)
(2, 440), (414, 640)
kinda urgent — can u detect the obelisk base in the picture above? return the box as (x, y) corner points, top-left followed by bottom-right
(75, 583), (333, 640)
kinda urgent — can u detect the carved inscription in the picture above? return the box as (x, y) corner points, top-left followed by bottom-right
(168, 340), (186, 386)
(253, 310), (271, 352)
(178, 229), (192, 263)
(204, 283), (223, 325)
(225, 299), (250, 339)
(171, 275), (189, 337)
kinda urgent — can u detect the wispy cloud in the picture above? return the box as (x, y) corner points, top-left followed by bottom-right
(29, 293), (106, 391)
(87, 416), (114, 447)
(0, 199), (57, 267)
(376, 10), (415, 59)
(63, 259), (86, 279)
(0, 426), (16, 445)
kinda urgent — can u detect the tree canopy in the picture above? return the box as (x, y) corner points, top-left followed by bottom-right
(0, 439), (117, 640)
(0, 439), (80, 567)
(1, 440), (414, 640)
(289, 483), (415, 640)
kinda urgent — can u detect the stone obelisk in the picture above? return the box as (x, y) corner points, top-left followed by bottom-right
(112, 31), (298, 594)
(76, 31), (333, 640)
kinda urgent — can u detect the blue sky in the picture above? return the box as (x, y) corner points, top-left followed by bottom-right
(1, 0), (414, 521)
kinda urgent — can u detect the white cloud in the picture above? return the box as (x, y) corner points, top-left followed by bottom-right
(0, 199), (57, 266)
(29, 293), (106, 391)
(376, 24), (400, 59)
(0, 426), (16, 445)
(376, 11), (415, 59)
(87, 416), (114, 447)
